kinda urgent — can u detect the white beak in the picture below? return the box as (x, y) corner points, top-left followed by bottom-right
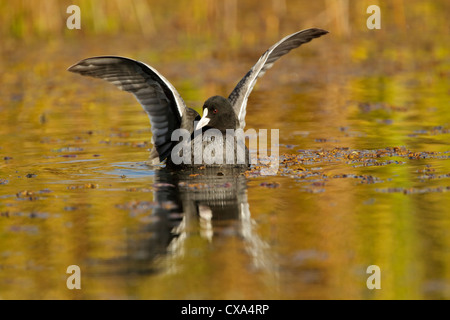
(195, 108), (210, 130)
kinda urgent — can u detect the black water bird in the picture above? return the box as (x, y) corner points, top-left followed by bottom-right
(68, 28), (328, 167)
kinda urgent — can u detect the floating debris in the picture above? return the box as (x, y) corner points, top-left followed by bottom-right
(376, 186), (450, 194)
(243, 145), (450, 193)
(418, 173), (450, 180)
(412, 125), (450, 136)
(15, 189), (53, 201)
(16, 190), (37, 200)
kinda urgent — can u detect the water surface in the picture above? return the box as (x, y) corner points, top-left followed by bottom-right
(0, 1), (450, 300)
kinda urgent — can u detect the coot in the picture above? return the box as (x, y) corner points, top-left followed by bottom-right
(68, 28), (328, 168)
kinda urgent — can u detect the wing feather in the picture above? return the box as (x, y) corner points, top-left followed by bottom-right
(68, 56), (187, 162)
(228, 28), (329, 129)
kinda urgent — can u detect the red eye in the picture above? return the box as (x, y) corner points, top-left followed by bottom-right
(213, 109), (218, 114)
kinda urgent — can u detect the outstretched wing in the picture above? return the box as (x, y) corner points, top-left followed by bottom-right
(68, 56), (187, 163)
(228, 28), (329, 129)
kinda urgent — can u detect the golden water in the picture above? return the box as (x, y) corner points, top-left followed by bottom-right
(0, 0), (449, 299)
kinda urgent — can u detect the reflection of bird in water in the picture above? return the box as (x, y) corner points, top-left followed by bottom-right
(68, 28), (328, 167)
(120, 167), (274, 275)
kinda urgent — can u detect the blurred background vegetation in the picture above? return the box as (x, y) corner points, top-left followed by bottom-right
(1, 0), (449, 43)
